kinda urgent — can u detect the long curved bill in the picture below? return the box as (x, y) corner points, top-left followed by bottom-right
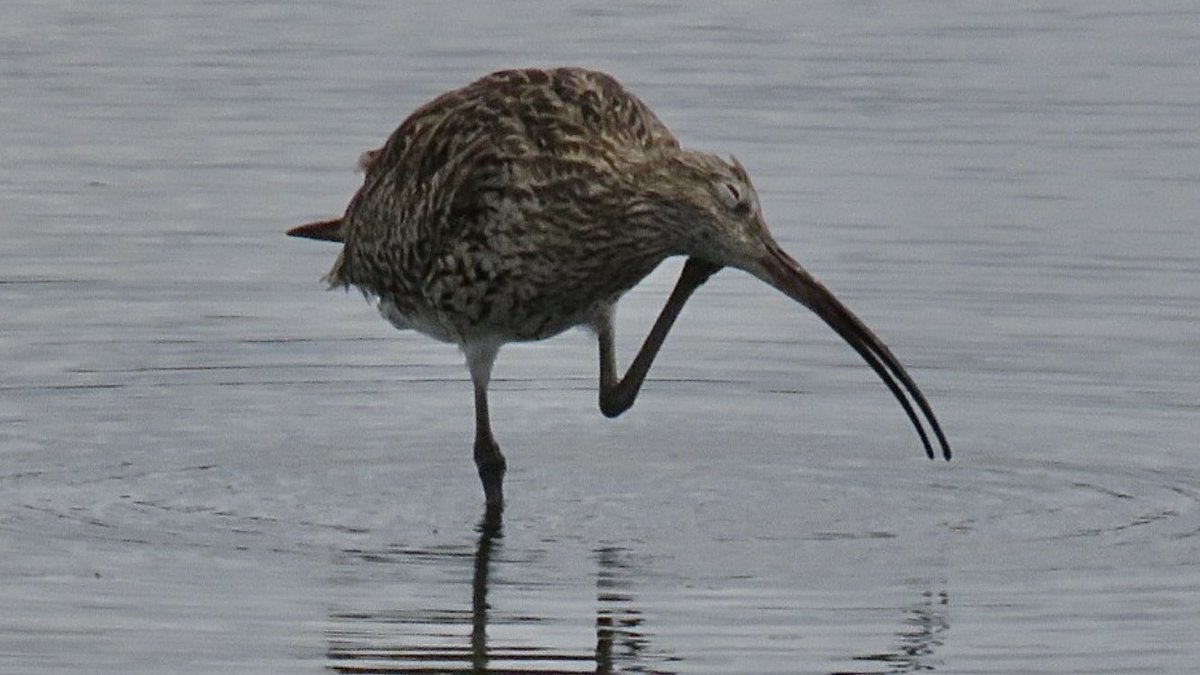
(757, 242), (951, 460)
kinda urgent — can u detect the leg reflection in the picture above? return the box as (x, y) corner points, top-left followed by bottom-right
(594, 546), (675, 675)
(834, 586), (949, 674)
(325, 511), (673, 674)
(471, 505), (503, 672)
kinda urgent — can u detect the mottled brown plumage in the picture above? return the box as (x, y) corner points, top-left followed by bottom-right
(289, 67), (950, 511)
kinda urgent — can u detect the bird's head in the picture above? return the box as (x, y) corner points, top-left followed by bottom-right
(638, 150), (951, 460)
(644, 151), (772, 271)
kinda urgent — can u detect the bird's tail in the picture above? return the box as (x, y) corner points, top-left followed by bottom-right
(286, 218), (344, 243)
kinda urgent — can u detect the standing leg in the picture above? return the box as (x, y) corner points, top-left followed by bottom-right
(465, 339), (506, 507)
(597, 257), (722, 417)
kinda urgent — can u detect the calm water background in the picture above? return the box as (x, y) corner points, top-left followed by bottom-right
(3, 1), (1199, 673)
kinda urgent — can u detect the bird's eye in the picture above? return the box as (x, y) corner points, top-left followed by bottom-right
(716, 180), (750, 214)
(715, 181), (744, 210)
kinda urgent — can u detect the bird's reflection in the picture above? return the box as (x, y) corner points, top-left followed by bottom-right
(326, 510), (945, 674)
(832, 586), (949, 674)
(325, 506), (673, 674)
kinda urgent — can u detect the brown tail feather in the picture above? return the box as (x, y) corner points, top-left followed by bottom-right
(286, 218), (344, 242)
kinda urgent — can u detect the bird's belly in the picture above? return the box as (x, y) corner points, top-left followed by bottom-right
(377, 274), (613, 346)
(378, 297), (461, 344)
(366, 240), (666, 345)
(377, 291), (597, 346)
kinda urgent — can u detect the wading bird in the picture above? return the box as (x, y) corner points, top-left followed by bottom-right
(288, 67), (950, 510)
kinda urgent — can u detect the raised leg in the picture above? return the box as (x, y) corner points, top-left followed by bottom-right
(597, 257), (722, 417)
(465, 340), (506, 508)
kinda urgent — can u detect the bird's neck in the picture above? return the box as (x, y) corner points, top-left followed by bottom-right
(621, 150), (715, 259)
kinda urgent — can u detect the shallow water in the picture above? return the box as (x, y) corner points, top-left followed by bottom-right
(3, 1), (1200, 673)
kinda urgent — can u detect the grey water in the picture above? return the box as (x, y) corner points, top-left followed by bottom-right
(3, 1), (1199, 673)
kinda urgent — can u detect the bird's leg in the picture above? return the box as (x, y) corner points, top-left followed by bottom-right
(598, 257), (722, 417)
(465, 341), (506, 507)
(473, 382), (506, 507)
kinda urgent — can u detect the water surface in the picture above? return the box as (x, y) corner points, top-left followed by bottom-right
(3, 2), (1199, 673)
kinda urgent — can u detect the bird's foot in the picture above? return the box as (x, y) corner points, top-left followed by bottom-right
(474, 440), (507, 508)
(479, 501), (505, 535)
(478, 458), (506, 507)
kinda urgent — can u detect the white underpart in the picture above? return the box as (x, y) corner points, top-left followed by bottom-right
(462, 336), (503, 391)
(378, 297), (460, 344)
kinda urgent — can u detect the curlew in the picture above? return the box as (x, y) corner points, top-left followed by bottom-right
(288, 67), (950, 510)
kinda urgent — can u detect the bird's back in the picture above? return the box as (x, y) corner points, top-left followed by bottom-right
(327, 68), (684, 342)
